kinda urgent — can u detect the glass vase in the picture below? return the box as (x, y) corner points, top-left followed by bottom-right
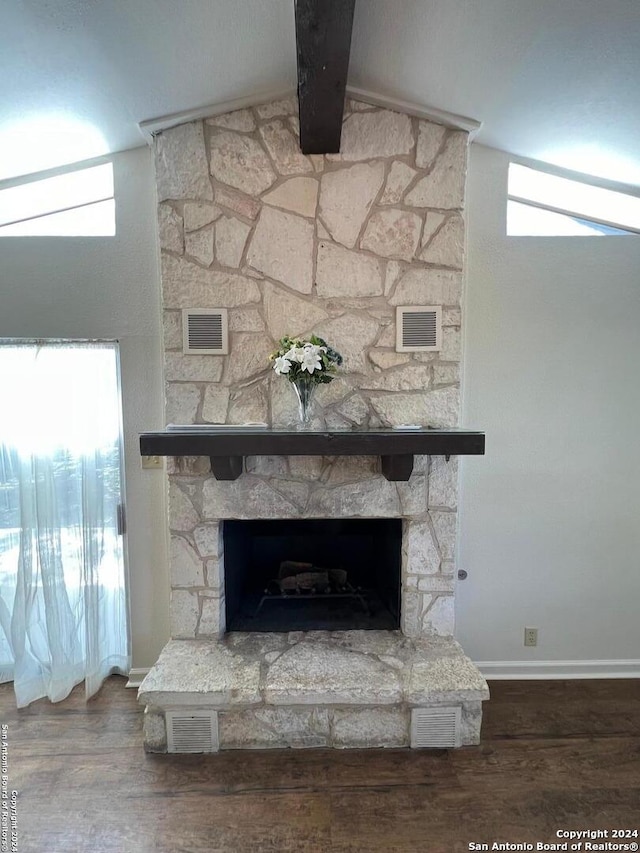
(291, 375), (317, 427)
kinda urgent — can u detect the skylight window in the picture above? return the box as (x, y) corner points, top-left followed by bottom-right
(0, 162), (115, 236)
(507, 162), (640, 237)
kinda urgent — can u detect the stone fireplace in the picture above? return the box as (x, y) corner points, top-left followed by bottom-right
(139, 94), (489, 752)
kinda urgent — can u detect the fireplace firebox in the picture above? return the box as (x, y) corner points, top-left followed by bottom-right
(223, 519), (402, 632)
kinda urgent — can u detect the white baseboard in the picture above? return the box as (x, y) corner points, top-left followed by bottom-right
(476, 659), (640, 680)
(126, 668), (150, 688)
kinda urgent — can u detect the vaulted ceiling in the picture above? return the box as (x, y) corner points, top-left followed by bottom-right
(1, 0), (639, 184)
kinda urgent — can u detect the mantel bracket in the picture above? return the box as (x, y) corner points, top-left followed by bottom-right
(380, 454), (414, 482)
(209, 456), (243, 481)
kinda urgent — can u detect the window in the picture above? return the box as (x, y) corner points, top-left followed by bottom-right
(0, 341), (129, 704)
(507, 162), (640, 236)
(0, 162), (115, 236)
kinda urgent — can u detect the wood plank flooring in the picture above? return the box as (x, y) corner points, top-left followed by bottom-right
(1, 677), (638, 852)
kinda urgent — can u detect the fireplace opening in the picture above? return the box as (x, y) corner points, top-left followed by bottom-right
(223, 519), (402, 632)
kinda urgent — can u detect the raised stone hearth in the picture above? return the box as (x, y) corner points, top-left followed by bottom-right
(139, 92), (489, 751)
(140, 631), (488, 751)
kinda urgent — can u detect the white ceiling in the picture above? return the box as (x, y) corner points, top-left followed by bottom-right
(1, 0), (640, 185)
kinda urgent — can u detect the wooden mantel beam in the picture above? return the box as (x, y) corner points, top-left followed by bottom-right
(139, 428), (486, 482)
(295, 0), (356, 154)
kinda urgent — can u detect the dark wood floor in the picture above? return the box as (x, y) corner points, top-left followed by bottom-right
(1, 677), (638, 852)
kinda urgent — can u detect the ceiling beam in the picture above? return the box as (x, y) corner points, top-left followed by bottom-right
(295, 0), (356, 154)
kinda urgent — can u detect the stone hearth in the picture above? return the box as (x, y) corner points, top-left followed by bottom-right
(140, 632), (488, 751)
(138, 92), (489, 751)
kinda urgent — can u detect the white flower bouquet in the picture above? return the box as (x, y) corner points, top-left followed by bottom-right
(269, 335), (343, 424)
(269, 335), (343, 385)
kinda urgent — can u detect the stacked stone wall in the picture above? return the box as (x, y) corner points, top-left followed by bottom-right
(154, 96), (469, 640)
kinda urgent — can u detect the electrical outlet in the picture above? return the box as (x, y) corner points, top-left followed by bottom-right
(524, 627), (538, 647)
(141, 455), (163, 470)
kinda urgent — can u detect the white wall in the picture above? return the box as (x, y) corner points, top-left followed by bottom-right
(0, 146), (169, 669)
(457, 143), (640, 667)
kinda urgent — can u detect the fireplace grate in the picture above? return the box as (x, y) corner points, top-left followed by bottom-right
(166, 711), (219, 753)
(255, 582), (371, 620)
(410, 707), (461, 748)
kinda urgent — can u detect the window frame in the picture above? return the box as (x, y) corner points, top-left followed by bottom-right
(507, 159), (640, 237)
(0, 156), (116, 237)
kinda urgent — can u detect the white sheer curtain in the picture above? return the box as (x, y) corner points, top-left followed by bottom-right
(0, 341), (130, 707)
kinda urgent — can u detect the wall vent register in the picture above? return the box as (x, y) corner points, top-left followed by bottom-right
(182, 308), (229, 355)
(396, 306), (442, 352)
(410, 707), (462, 748)
(166, 711), (219, 753)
